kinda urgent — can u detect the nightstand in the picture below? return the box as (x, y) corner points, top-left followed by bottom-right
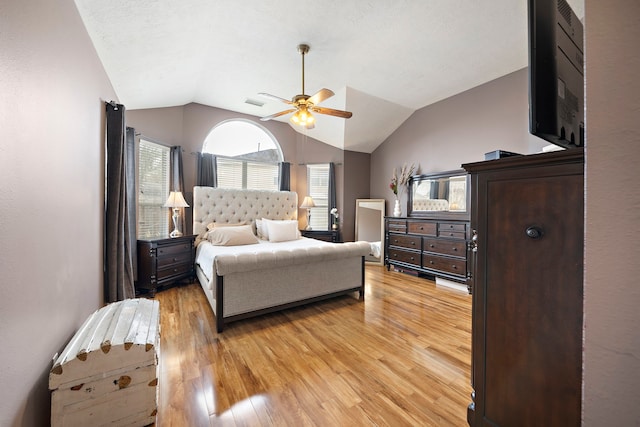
(136, 235), (196, 295)
(300, 229), (342, 243)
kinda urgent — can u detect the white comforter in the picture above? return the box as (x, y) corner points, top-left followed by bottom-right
(196, 237), (333, 281)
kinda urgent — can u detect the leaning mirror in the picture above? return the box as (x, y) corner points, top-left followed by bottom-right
(408, 170), (470, 219)
(355, 199), (385, 265)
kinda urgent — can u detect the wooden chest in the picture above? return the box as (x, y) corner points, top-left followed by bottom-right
(49, 298), (160, 426)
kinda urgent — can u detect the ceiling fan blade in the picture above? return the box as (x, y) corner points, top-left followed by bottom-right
(307, 88), (334, 106)
(311, 106), (353, 119)
(260, 109), (296, 121)
(258, 93), (293, 105)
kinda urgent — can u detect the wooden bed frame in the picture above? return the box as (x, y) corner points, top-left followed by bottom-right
(193, 186), (371, 332)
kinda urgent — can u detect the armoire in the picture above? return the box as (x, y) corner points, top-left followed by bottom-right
(462, 148), (584, 426)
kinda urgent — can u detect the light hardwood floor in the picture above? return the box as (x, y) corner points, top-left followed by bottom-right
(153, 265), (472, 426)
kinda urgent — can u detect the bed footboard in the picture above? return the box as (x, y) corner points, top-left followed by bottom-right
(214, 255), (365, 332)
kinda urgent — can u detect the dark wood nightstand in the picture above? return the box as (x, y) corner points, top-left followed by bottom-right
(300, 229), (342, 243)
(136, 235), (196, 295)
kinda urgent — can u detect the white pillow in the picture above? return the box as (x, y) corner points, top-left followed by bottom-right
(206, 224), (259, 246)
(264, 219), (300, 243)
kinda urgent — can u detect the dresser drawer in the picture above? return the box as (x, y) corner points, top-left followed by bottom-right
(438, 230), (467, 240)
(438, 222), (467, 233)
(387, 219), (407, 233)
(408, 221), (437, 236)
(388, 234), (421, 250)
(422, 254), (466, 277)
(423, 238), (467, 257)
(387, 248), (421, 268)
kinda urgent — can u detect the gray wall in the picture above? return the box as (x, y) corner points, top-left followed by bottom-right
(343, 150), (372, 241)
(583, 0), (640, 424)
(371, 68), (548, 215)
(0, 0), (117, 425)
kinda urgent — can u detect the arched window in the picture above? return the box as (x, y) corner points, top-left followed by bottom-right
(203, 119), (283, 190)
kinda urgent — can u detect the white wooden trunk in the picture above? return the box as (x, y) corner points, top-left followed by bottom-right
(49, 298), (160, 426)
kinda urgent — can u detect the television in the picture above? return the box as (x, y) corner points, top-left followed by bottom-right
(528, 0), (584, 149)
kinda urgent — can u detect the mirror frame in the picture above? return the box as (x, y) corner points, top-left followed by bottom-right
(355, 198), (385, 265)
(408, 169), (470, 219)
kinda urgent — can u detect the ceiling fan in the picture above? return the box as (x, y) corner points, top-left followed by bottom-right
(259, 44), (353, 129)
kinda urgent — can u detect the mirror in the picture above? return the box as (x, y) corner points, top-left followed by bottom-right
(355, 199), (385, 265)
(408, 170), (470, 219)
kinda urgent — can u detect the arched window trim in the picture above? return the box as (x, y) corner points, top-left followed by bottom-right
(202, 118), (284, 162)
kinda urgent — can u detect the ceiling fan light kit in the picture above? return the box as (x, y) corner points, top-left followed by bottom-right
(259, 44), (352, 129)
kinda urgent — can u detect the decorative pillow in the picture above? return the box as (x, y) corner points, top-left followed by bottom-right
(264, 219), (300, 243)
(204, 221), (247, 239)
(255, 219), (264, 239)
(206, 224), (259, 246)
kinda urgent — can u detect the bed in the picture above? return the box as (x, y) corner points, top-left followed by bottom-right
(193, 186), (371, 332)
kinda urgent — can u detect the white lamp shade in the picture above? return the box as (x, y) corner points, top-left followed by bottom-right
(300, 196), (316, 209)
(163, 191), (189, 208)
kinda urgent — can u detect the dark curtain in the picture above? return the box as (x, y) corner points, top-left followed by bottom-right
(328, 162), (337, 228)
(430, 182), (440, 199)
(170, 146), (186, 233)
(279, 162), (291, 191)
(196, 152), (217, 187)
(105, 102), (136, 302)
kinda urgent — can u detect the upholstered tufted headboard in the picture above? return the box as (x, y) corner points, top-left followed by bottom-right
(193, 186), (298, 238)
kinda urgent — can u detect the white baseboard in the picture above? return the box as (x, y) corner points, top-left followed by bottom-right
(436, 277), (468, 293)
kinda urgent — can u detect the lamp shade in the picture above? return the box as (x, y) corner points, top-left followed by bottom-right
(163, 191), (189, 208)
(300, 196), (316, 209)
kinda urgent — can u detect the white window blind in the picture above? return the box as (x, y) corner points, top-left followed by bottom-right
(307, 164), (329, 230)
(138, 139), (170, 239)
(216, 157), (279, 191)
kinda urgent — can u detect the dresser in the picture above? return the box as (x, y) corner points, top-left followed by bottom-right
(385, 216), (470, 285)
(136, 235), (196, 294)
(463, 149), (584, 426)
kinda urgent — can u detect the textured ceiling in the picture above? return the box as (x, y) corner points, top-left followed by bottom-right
(74, 0), (584, 153)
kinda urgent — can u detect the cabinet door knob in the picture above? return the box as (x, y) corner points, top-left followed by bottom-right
(525, 226), (543, 239)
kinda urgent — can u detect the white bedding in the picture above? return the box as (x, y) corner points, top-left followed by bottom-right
(196, 237), (332, 283)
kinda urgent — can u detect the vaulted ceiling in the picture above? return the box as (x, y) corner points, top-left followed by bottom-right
(75, 0), (584, 153)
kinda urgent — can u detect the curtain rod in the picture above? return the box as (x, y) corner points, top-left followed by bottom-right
(298, 162), (342, 166)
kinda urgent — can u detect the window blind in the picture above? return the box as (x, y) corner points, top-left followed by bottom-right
(138, 139), (170, 239)
(216, 157), (279, 191)
(307, 164), (329, 230)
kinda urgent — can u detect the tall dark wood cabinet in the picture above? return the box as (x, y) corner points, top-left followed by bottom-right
(463, 149), (584, 427)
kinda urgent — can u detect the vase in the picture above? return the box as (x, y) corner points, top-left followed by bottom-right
(393, 198), (402, 217)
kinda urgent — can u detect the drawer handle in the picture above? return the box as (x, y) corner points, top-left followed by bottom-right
(429, 260), (434, 264)
(526, 226), (543, 239)
(452, 247), (457, 251)
(419, 226), (424, 230)
(411, 241), (416, 246)
(429, 244), (435, 248)
(452, 265), (457, 269)
(173, 257), (178, 262)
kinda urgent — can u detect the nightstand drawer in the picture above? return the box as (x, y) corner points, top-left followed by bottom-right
(157, 242), (193, 257)
(157, 251), (192, 268)
(157, 262), (194, 282)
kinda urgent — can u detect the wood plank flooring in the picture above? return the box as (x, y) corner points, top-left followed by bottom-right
(152, 265), (472, 426)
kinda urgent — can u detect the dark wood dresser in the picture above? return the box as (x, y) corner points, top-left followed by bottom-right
(463, 149), (584, 426)
(385, 217), (470, 285)
(136, 235), (196, 295)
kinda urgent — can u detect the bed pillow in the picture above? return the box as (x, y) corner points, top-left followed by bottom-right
(264, 219), (300, 243)
(255, 219), (264, 239)
(206, 224), (259, 246)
